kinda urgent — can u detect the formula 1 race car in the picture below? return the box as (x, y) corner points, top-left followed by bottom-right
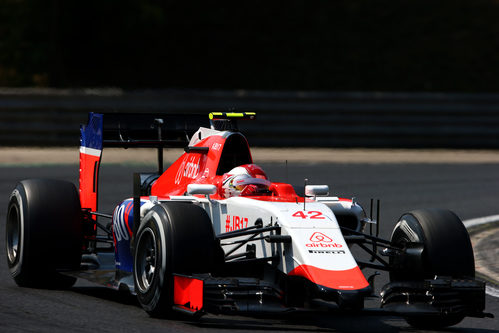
(6, 112), (491, 329)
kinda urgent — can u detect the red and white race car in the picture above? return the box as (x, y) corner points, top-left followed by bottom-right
(6, 112), (491, 328)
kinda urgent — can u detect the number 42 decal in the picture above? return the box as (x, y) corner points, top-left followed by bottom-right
(292, 210), (325, 219)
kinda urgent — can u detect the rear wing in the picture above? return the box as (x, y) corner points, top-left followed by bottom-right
(82, 112), (209, 149)
(79, 112), (255, 212)
(79, 112), (208, 212)
(80, 112), (256, 150)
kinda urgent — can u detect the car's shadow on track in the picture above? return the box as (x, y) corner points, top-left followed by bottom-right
(69, 286), (496, 333)
(71, 286), (140, 307)
(189, 313), (402, 332)
(190, 310), (406, 333)
(191, 312), (496, 333)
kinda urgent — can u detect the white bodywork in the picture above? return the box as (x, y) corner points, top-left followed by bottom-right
(149, 194), (368, 290)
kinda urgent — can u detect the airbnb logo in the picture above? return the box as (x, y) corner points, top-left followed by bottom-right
(306, 232), (342, 248)
(310, 232), (333, 242)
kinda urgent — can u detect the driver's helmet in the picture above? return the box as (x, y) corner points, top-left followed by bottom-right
(221, 164), (271, 198)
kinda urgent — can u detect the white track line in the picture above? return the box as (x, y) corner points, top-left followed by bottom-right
(486, 285), (499, 298)
(464, 214), (499, 229)
(463, 215), (499, 298)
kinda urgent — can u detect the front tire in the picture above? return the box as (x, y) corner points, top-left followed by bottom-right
(389, 208), (474, 328)
(390, 208), (474, 281)
(6, 179), (82, 288)
(133, 202), (217, 317)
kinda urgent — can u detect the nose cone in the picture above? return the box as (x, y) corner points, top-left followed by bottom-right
(315, 285), (372, 310)
(289, 265), (369, 290)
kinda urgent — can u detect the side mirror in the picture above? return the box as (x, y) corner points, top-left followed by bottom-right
(187, 184), (217, 196)
(305, 185), (329, 197)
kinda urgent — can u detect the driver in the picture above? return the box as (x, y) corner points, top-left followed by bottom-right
(221, 164), (271, 198)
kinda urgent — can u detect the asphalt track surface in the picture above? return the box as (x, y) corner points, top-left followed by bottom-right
(1, 162), (498, 332)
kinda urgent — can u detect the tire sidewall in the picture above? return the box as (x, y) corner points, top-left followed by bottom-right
(389, 213), (426, 280)
(391, 213), (426, 244)
(133, 206), (173, 314)
(6, 187), (27, 278)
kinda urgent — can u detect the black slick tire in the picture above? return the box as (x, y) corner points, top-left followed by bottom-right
(6, 179), (82, 288)
(133, 202), (216, 317)
(390, 208), (474, 328)
(390, 208), (474, 280)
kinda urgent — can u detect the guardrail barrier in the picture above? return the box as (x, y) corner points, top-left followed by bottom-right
(1, 89), (498, 148)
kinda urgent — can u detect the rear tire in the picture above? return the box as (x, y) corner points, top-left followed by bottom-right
(133, 202), (217, 317)
(390, 208), (474, 328)
(6, 179), (82, 288)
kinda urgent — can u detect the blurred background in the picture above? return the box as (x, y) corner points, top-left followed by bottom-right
(1, 0), (499, 147)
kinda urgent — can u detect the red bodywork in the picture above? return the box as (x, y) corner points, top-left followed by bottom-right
(150, 132), (308, 203)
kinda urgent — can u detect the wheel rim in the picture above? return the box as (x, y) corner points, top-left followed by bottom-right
(6, 204), (21, 265)
(135, 228), (157, 293)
